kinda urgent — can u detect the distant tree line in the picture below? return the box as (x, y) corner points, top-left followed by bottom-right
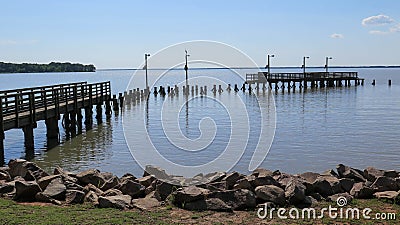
(0, 62), (96, 73)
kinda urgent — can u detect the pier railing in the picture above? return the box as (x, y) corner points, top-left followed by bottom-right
(0, 81), (111, 130)
(246, 72), (358, 83)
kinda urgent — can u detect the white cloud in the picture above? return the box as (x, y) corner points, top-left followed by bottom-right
(0, 39), (38, 46)
(362, 14), (394, 26)
(369, 30), (388, 35)
(330, 33), (344, 39)
(389, 24), (400, 33)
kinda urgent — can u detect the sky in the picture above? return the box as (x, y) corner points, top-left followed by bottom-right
(1, 0), (399, 68)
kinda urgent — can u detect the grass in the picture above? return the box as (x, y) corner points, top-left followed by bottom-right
(0, 198), (398, 224)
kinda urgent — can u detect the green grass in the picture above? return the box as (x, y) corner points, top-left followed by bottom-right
(0, 199), (169, 225)
(0, 198), (399, 224)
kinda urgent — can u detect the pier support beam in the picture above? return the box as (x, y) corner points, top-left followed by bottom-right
(105, 99), (112, 118)
(96, 104), (103, 124)
(22, 123), (35, 159)
(70, 111), (77, 137)
(77, 109), (83, 134)
(84, 106), (93, 130)
(45, 117), (59, 149)
(0, 133), (4, 165)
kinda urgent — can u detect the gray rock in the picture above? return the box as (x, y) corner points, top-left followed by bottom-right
(223, 172), (243, 189)
(14, 180), (42, 201)
(131, 192), (161, 210)
(137, 175), (156, 187)
(0, 171), (11, 181)
(102, 188), (123, 197)
(0, 182), (15, 195)
(120, 173), (137, 183)
(66, 190), (85, 204)
(321, 169), (339, 178)
(252, 168), (274, 177)
(84, 190), (99, 205)
(42, 178), (66, 200)
(117, 180), (145, 198)
(203, 171), (226, 183)
(64, 180), (84, 192)
(255, 185), (286, 206)
(173, 186), (209, 204)
(370, 176), (398, 192)
(98, 195), (132, 209)
(207, 189), (256, 210)
(83, 183), (104, 196)
(304, 196), (318, 207)
(35, 192), (62, 205)
(312, 175), (342, 197)
(285, 178), (306, 205)
(76, 169), (106, 187)
(384, 170), (399, 178)
(327, 193), (353, 204)
(53, 166), (77, 178)
(373, 191), (399, 201)
(299, 172), (320, 184)
(8, 159), (48, 181)
(364, 167), (385, 182)
(100, 176), (120, 191)
(248, 174), (280, 188)
(144, 165), (170, 180)
(154, 180), (178, 201)
(350, 182), (374, 199)
(100, 172), (115, 181)
(233, 178), (253, 190)
(339, 178), (355, 193)
(37, 175), (62, 190)
(337, 164), (365, 182)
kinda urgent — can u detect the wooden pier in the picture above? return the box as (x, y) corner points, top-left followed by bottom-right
(0, 81), (112, 163)
(246, 72), (364, 89)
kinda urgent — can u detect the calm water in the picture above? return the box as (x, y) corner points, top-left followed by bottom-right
(0, 68), (399, 176)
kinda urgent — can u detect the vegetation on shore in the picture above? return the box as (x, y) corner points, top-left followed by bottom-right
(0, 198), (398, 224)
(0, 62), (96, 73)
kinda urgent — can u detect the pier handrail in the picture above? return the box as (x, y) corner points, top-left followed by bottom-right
(247, 72), (358, 82)
(0, 82), (87, 96)
(0, 81), (111, 127)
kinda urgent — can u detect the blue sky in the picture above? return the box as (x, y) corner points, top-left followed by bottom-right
(1, 0), (399, 68)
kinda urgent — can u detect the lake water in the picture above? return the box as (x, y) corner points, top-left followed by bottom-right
(0, 68), (399, 177)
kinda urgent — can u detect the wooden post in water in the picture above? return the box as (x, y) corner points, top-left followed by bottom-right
(77, 109), (83, 134)
(84, 106), (93, 130)
(0, 98), (4, 164)
(118, 93), (124, 107)
(388, 80), (392, 86)
(112, 95), (119, 111)
(70, 111), (77, 137)
(96, 104), (103, 124)
(45, 116), (60, 149)
(22, 123), (35, 159)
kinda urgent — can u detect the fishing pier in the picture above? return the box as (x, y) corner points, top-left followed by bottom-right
(246, 72), (364, 90)
(0, 81), (112, 163)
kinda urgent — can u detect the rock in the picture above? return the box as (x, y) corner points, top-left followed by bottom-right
(285, 178), (306, 205)
(53, 166), (76, 178)
(100, 172), (115, 181)
(203, 171), (226, 183)
(76, 169), (106, 187)
(100, 176), (120, 191)
(207, 189), (256, 210)
(84, 191), (99, 205)
(364, 167), (385, 182)
(223, 172), (242, 189)
(120, 173), (137, 183)
(370, 176), (398, 192)
(66, 190), (85, 204)
(144, 165), (170, 180)
(321, 169), (339, 178)
(299, 172), (320, 184)
(8, 159), (48, 181)
(154, 180), (178, 201)
(350, 182), (374, 199)
(98, 195), (132, 209)
(255, 185), (286, 206)
(0, 171), (11, 181)
(0, 182), (15, 195)
(42, 178), (66, 200)
(252, 168), (274, 177)
(173, 186), (209, 205)
(14, 180), (42, 201)
(64, 180), (84, 192)
(83, 183), (104, 196)
(384, 170), (399, 178)
(274, 173), (294, 188)
(102, 189), (123, 197)
(327, 193), (353, 204)
(312, 175), (342, 197)
(248, 175), (280, 188)
(374, 191), (399, 201)
(37, 175), (62, 190)
(339, 178), (355, 193)
(117, 180), (145, 198)
(233, 178), (253, 190)
(131, 192), (161, 210)
(205, 198), (233, 212)
(336, 164), (365, 182)
(35, 192), (62, 205)
(304, 196), (318, 207)
(137, 175), (156, 188)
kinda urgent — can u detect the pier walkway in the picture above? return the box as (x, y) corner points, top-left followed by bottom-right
(0, 81), (112, 163)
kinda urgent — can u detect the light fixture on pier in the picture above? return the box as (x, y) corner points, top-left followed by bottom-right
(302, 56), (310, 74)
(184, 50), (190, 87)
(144, 53), (150, 89)
(266, 54), (275, 75)
(325, 57), (333, 73)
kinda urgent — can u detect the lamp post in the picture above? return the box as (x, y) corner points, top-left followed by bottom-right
(302, 56), (310, 74)
(267, 54), (275, 75)
(325, 57), (332, 73)
(144, 53), (150, 89)
(184, 50), (190, 87)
